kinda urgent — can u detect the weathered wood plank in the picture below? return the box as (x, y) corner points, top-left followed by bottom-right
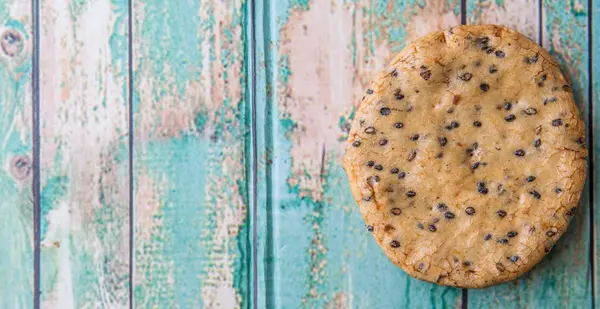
(38, 0), (130, 307)
(255, 0), (462, 308)
(0, 0), (33, 307)
(468, 0), (592, 308)
(592, 0), (599, 305)
(467, 0), (539, 41)
(132, 0), (250, 308)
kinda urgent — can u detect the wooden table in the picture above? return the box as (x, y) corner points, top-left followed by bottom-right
(0, 0), (597, 308)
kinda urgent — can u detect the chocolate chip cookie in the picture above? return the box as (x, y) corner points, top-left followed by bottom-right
(342, 25), (587, 288)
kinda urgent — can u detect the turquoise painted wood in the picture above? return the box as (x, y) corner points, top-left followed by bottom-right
(131, 0), (251, 308)
(593, 0), (600, 305)
(38, 0), (130, 307)
(255, 0), (465, 308)
(0, 0), (599, 308)
(0, 0), (33, 308)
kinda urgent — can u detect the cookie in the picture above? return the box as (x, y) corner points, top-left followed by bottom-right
(342, 25), (587, 288)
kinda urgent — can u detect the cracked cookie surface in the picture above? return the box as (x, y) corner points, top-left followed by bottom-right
(342, 25), (587, 288)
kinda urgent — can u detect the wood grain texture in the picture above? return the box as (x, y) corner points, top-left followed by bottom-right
(39, 0), (130, 307)
(255, 0), (463, 308)
(466, 0), (539, 42)
(0, 0), (33, 308)
(468, 0), (593, 308)
(132, 0), (250, 308)
(592, 0), (599, 306)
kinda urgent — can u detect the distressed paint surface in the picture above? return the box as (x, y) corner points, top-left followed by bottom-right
(255, 0), (463, 308)
(132, 0), (250, 308)
(467, 0), (593, 308)
(39, 0), (130, 307)
(593, 0), (600, 305)
(467, 0), (539, 41)
(0, 0), (32, 308)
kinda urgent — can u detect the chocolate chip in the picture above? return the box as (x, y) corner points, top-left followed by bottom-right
(417, 223), (424, 229)
(497, 238), (509, 244)
(495, 50), (505, 58)
(352, 140), (361, 147)
(525, 55), (538, 64)
(436, 152), (444, 159)
(478, 37), (489, 45)
(396, 94), (405, 100)
(459, 72), (473, 81)
(497, 210), (507, 218)
(480, 83), (490, 92)
(507, 231), (518, 238)
(437, 203), (448, 211)
(477, 182), (488, 194)
(407, 150), (417, 161)
(390, 240), (400, 248)
(525, 176), (536, 182)
(439, 136), (448, 146)
(484, 234), (492, 241)
(365, 127), (376, 134)
(552, 118), (563, 126)
(514, 149), (525, 157)
(366, 161), (375, 167)
(546, 230), (556, 237)
(566, 207), (577, 216)
(471, 162), (480, 170)
(504, 102), (512, 110)
(398, 172), (406, 179)
(406, 191), (416, 198)
(524, 107), (537, 115)
(374, 164), (383, 171)
(379, 139), (388, 146)
(509, 256), (520, 263)
(534, 139), (542, 148)
(473, 120), (482, 127)
(391, 208), (402, 215)
(366, 89), (373, 94)
(391, 70), (398, 77)
(544, 97), (558, 105)
(363, 196), (371, 202)
(420, 70), (432, 80)
(444, 212), (455, 219)
(485, 47), (495, 54)
(390, 168), (399, 174)
(555, 188), (563, 193)
(410, 134), (420, 141)
(505, 114), (516, 122)
(473, 142), (479, 149)
(529, 190), (541, 199)
(450, 121), (460, 128)
(367, 225), (374, 232)
(465, 207), (476, 215)
(428, 224), (437, 232)
(394, 122), (404, 129)
(489, 65), (498, 74)
(380, 107), (391, 115)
